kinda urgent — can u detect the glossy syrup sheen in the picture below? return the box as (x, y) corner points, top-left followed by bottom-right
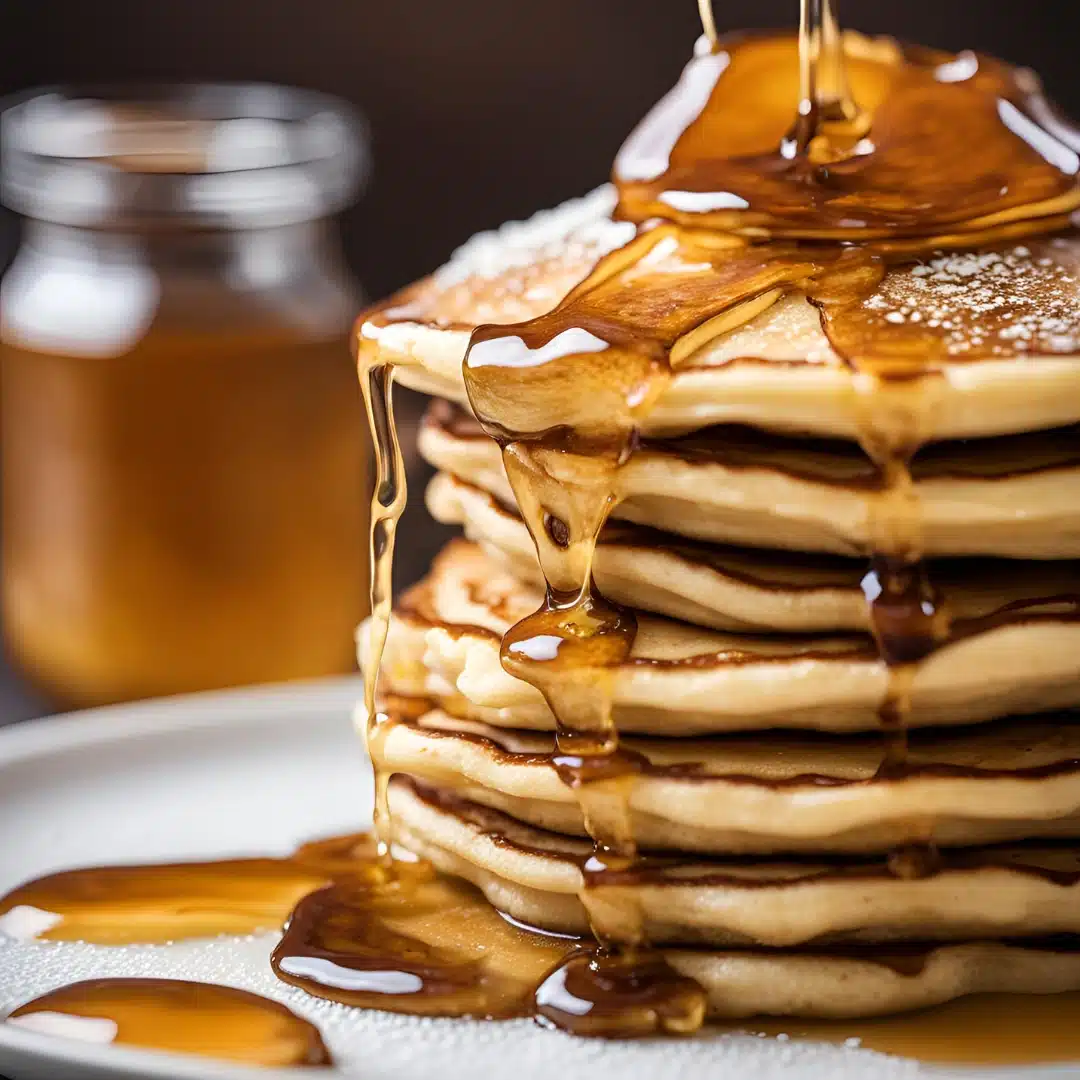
(614, 32), (1080, 238)
(0, 834), (367, 945)
(10, 840), (1080, 1057)
(0, 835), (698, 1037)
(6, 979), (332, 1068)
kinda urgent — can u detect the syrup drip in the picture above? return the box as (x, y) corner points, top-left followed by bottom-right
(357, 350), (408, 864)
(787, 0), (869, 162)
(5, 980), (332, 1068)
(534, 950), (706, 1037)
(463, 225), (835, 957)
(841, 354), (951, 845)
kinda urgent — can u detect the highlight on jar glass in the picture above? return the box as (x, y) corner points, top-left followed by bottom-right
(0, 83), (372, 708)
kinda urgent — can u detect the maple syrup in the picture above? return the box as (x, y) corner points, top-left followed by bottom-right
(0, 835), (698, 1038)
(7, 835), (1080, 1052)
(614, 22), (1080, 238)
(357, 356), (409, 863)
(7, 979), (332, 1067)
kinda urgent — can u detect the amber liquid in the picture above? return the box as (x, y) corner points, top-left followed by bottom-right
(734, 995), (1080, 1065)
(8, 979), (332, 1067)
(1, 329), (368, 706)
(8, 838), (1080, 1059)
(357, 354), (408, 862)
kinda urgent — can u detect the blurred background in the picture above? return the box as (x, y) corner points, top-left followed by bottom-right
(0, 0), (1078, 721)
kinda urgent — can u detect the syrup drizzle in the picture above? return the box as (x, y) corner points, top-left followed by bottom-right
(788, 0), (868, 161)
(357, 351), (408, 863)
(613, 25), (1080, 237)
(697, 0), (718, 50)
(355, 0), (1080, 1031)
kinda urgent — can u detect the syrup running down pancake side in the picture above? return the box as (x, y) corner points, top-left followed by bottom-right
(353, 0), (1080, 1035)
(357, 356), (408, 864)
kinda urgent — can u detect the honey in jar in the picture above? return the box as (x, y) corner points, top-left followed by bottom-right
(0, 85), (370, 706)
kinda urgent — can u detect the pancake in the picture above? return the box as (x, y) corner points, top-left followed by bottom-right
(367, 700), (1080, 855)
(655, 940), (1080, 1021)
(419, 401), (1080, 558)
(389, 777), (1080, 947)
(364, 540), (1080, 735)
(427, 471), (1080, 633)
(359, 186), (1080, 443)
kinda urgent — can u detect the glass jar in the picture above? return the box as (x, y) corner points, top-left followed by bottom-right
(0, 84), (370, 707)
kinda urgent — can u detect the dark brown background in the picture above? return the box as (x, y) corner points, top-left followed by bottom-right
(1, 0), (1078, 721)
(5, 0), (1080, 299)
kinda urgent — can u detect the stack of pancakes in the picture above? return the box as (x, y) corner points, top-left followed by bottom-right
(358, 186), (1080, 1020)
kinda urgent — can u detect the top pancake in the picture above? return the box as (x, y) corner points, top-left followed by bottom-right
(359, 187), (1080, 443)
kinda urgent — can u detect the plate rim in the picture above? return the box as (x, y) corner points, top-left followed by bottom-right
(0, 676), (363, 766)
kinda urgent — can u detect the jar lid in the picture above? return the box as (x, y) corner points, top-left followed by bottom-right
(1, 82), (369, 228)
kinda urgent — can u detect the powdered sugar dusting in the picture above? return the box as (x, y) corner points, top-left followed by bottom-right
(377, 187), (633, 329)
(859, 238), (1080, 357)
(434, 186), (626, 287)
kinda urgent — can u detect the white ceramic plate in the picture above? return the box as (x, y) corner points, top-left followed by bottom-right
(1, 680), (1079, 1080)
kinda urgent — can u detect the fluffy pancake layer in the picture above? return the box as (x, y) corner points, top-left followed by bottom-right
(427, 471), (1080, 633)
(419, 402), (1080, 558)
(363, 540), (1080, 734)
(367, 700), (1080, 855)
(388, 778), (1080, 947)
